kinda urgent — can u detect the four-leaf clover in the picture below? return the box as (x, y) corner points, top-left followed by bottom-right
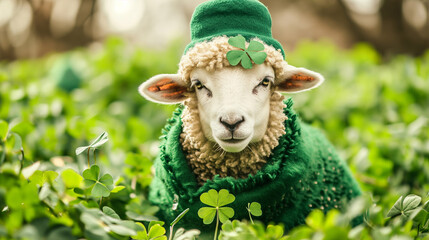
(226, 35), (267, 69)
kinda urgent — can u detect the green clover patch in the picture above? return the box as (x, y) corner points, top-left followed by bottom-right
(226, 35), (267, 69)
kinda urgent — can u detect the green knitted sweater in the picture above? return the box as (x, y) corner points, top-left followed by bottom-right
(148, 98), (361, 231)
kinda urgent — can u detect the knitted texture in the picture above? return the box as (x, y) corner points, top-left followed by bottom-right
(180, 92), (287, 183)
(148, 98), (362, 232)
(184, 0), (285, 57)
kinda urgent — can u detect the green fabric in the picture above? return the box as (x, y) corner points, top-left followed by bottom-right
(149, 98), (361, 232)
(184, 0), (285, 58)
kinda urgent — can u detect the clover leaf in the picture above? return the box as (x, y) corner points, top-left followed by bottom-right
(198, 189), (235, 240)
(126, 200), (159, 222)
(61, 168), (83, 189)
(77, 204), (139, 238)
(248, 202), (262, 217)
(246, 202), (262, 224)
(198, 189), (235, 224)
(103, 206), (120, 219)
(76, 131), (108, 155)
(198, 207), (216, 225)
(387, 194), (422, 219)
(82, 165), (114, 198)
(226, 35), (267, 69)
(132, 222), (167, 240)
(76, 131), (108, 166)
(29, 170), (58, 185)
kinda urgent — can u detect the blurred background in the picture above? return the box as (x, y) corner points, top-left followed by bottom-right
(1, 0), (429, 61)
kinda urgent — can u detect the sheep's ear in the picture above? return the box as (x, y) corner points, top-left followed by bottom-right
(138, 74), (189, 104)
(276, 64), (324, 93)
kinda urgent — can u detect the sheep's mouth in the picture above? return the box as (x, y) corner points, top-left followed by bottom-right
(222, 139), (244, 144)
(219, 135), (251, 145)
(216, 135), (252, 152)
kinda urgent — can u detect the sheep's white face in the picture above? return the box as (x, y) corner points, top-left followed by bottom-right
(139, 62), (324, 153)
(190, 65), (273, 152)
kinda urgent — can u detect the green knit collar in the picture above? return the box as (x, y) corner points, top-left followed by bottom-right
(158, 98), (305, 203)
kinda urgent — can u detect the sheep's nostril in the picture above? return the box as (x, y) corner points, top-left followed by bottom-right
(220, 116), (245, 132)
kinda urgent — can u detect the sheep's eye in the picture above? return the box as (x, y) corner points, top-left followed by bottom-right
(194, 81), (204, 90)
(261, 78), (270, 87)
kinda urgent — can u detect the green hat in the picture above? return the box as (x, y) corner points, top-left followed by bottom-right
(184, 0), (285, 58)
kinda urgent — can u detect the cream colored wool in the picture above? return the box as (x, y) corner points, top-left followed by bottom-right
(180, 92), (287, 183)
(179, 36), (288, 85)
(178, 36), (291, 183)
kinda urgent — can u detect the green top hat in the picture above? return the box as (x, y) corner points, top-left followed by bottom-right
(184, 0), (285, 58)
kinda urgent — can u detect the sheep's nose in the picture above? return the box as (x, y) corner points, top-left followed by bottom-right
(219, 116), (245, 132)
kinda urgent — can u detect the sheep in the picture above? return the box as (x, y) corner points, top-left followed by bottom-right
(141, 36), (322, 183)
(138, 0), (361, 232)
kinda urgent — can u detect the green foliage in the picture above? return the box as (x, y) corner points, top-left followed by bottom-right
(170, 228), (200, 240)
(199, 189), (236, 239)
(0, 37), (428, 239)
(5, 182), (41, 231)
(77, 204), (139, 239)
(125, 199), (159, 222)
(76, 131), (109, 167)
(0, 120), (8, 141)
(288, 42), (429, 198)
(246, 202), (262, 224)
(169, 209), (197, 240)
(219, 220), (287, 240)
(171, 208), (190, 227)
(124, 153), (153, 189)
(198, 189), (235, 224)
(61, 168), (83, 189)
(29, 170), (59, 186)
(414, 200), (429, 232)
(248, 202), (262, 217)
(76, 131), (109, 155)
(283, 193), (429, 240)
(132, 222), (166, 240)
(387, 194), (422, 218)
(82, 164), (114, 198)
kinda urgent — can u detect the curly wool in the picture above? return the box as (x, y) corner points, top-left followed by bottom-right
(178, 36), (289, 86)
(180, 92), (287, 183)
